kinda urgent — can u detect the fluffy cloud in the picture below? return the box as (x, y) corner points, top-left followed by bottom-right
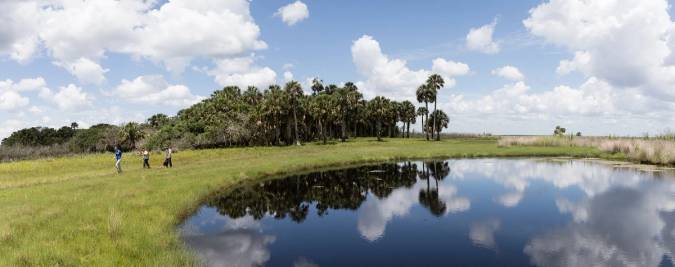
(40, 84), (93, 111)
(446, 78), (623, 118)
(352, 35), (469, 100)
(114, 75), (203, 107)
(491, 65), (525, 81)
(0, 77), (48, 112)
(275, 1), (310, 26)
(0, 77), (46, 92)
(54, 58), (109, 85)
(524, 0), (675, 99)
(208, 56), (277, 89)
(0, 91), (29, 111)
(0, 2), (41, 63)
(466, 20), (500, 54)
(0, 0), (267, 82)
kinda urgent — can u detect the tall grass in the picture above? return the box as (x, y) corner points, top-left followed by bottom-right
(499, 136), (675, 165)
(0, 144), (75, 162)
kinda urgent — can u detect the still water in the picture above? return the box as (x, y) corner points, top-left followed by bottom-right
(180, 159), (675, 267)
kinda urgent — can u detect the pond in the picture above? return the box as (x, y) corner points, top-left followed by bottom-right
(179, 159), (675, 267)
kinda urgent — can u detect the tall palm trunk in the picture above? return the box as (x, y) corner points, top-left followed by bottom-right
(341, 118), (346, 142)
(320, 119), (327, 144)
(376, 120), (382, 141)
(425, 101), (430, 140)
(433, 97), (439, 141)
(420, 116), (424, 139)
(406, 121), (410, 138)
(292, 106), (300, 146)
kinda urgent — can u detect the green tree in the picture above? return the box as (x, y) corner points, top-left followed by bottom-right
(243, 86), (262, 106)
(119, 122), (145, 149)
(311, 78), (324, 95)
(426, 74), (444, 141)
(147, 114), (169, 129)
(262, 85), (287, 145)
(308, 94), (335, 144)
(284, 81), (304, 146)
(416, 84), (434, 140)
(335, 82), (362, 142)
(400, 101), (416, 138)
(367, 96), (391, 141)
(426, 110), (449, 140)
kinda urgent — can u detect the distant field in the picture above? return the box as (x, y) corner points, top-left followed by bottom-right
(0, 138), (612, 266)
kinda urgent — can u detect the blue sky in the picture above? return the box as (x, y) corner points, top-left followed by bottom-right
(1, 0), (674, 138)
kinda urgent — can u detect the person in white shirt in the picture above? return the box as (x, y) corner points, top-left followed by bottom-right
(164, 147), (173, 168)
(142, 149), (150, 169)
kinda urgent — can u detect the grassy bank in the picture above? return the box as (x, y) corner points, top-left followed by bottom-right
(499, 136), (675, 165)
(0, 138), (609, 266)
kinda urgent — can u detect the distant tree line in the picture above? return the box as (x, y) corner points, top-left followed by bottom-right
(1, 74), (451, 154)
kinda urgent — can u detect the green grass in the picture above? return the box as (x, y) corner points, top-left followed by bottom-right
(0, 138), (611, 266)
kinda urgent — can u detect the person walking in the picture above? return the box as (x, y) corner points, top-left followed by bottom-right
(164, 147), (173, 168)
(142, 149), (150, 169)
(114, 145), (123, 174)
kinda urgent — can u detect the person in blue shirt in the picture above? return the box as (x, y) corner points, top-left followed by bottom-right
(114, 145), (123, 174)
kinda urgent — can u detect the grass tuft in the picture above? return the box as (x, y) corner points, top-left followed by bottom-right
(107, 208), (123, 240)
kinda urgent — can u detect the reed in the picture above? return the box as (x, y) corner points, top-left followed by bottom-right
(498, 136), (675, 165)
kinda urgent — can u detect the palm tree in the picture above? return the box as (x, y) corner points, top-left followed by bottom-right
(243, 86), (262, 106)
(367, 96), (390, 141)
(400, 101), (416, 138)
(427, 110), (449, 140)
(119, 122), (144, 149)
(262, 85), (286, 145)
(416, 84), (433, 140)
(284, 81), (304, 146)
(308, 94), (334, 144)
(147, 113), (169, 129)
(311, 78), (324, 95)
(426, 74), (444, 141)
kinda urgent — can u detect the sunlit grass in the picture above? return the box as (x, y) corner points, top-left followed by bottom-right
(0, 138), (610, 266)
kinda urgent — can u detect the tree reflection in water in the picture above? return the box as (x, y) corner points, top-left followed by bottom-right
(205, 161), (451, 222)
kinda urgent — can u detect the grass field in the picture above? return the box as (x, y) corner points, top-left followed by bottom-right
(0, 138), (612, 266)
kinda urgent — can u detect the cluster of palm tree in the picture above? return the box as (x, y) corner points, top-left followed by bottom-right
(144, 74), (450, 149)
(416, 74), (450, 141)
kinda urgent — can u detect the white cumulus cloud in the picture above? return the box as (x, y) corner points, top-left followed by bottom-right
(0, 91), (29, 111)
(466, 20), (500, 54)
(0, 0), (268, 82)
(208, 56), (277, 89)
(491, 65), (525, 81)
(40, 84), (93, 111)
(275, 1), (309, 26)
(524, 0), (675, 99)
(352, 35), (469, 100)
(114, 75), (203, 107)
